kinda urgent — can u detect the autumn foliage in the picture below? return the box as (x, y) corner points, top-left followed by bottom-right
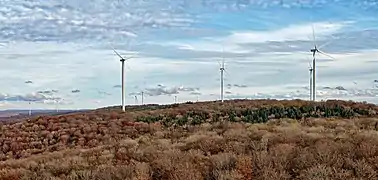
(1, 99), (378, 179)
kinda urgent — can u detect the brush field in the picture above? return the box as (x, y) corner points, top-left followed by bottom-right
(1, 99), (378, 180)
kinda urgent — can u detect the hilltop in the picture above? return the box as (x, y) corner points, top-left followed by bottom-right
(0, 109), (88, 124)
(1, 99), (378, 179)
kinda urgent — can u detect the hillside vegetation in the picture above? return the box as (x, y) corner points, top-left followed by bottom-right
(1, 99), (378, 179)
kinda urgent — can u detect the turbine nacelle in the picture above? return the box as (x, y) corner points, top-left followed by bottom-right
(310, 48), (318, 57)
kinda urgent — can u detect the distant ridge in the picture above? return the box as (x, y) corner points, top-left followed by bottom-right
(0, 109), (91, 121)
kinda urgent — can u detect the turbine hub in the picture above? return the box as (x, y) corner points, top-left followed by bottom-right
(120, 58), (125, 62)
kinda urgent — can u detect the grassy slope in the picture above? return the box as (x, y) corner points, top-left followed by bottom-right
(1, 99), (378, 179)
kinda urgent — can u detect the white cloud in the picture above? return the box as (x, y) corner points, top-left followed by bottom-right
(2, 38), (378, 110)
(223, 21), (350, 44)
(162, 21), (351, 54)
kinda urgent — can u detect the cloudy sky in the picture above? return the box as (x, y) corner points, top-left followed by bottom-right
(1, 0), (378, 110)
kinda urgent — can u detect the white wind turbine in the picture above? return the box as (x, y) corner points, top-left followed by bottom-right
(28, 101), (32, 116)
(134, 82), (146, 105)
(140, 82), (146, 105)
(54, 98), (63, 113)
(134, 95), (138, 105)
(309, 24), (336, 101)
(112, 45), (134, 112)
(24, 81), (34, 116)
(141, 91), (144, 105)
(131, 92), (144, 105)
(218, 46), (229, 103)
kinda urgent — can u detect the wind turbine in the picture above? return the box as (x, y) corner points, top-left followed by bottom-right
(141, 91), (144, 105)
(309, 24), (335, 101)
(24, 81), (33, 116)
(140, 82), (148, 105)
(134, 95), (138, 104)
(218, 46), (229, 103)
(55, 98), (61, 113)
(112, 47), (134, 112)
(134, 82), (146, 105)
(28, 101), (32, 116)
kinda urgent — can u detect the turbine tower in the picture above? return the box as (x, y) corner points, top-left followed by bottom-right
(220, 60), (225, 103)
(112, 47), (134, 112)
(308, 61), (313, 101)
(24, 81), (33, 116)
(309, 24), (335, 101)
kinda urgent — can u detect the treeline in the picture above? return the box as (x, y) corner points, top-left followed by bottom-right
(0, 113), (156, 161)
(1, 99), (377, 161)
(136, 100), (377, 127)
(97, 103), (180, 112)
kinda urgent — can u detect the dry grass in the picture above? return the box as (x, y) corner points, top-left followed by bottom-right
(1, 118), (378, 179)
(1, 100), (378, 179)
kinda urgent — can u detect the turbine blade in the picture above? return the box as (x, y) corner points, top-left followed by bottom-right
(126, 63), (131, 71)
(312, 23), (316, 46)
(112, 47), (124, 59)
(318, 50), (336, 60)
(224, 68), (231, 77)
(217, 58), (222, 67)
(309, 58), (313, 69)
(318, 34), (337, 49)
(318, 40), (332, 50)
(222, 46), (225, 68)
(303, 57), (312, 69)
(124, 56), (134, 60)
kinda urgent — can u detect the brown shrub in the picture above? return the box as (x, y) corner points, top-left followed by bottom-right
(235, 155), (253, 179)
(150, 149), (205, 180)
(2, 99), (378, 179)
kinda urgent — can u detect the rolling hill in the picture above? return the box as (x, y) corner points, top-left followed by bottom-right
(1, 99), (378, 180)
(0, 109), (89, 124)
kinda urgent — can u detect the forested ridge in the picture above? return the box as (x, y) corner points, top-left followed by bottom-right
(1, 99), (378, 179)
